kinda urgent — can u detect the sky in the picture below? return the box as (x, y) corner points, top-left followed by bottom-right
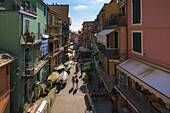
(44, 0), (111, 32)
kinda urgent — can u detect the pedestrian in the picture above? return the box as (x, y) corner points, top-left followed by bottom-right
(72, 76), (75, 88)
(80, 65), (83, 76)
(97, 82), (101, 92)
(76, 64), (79, 75)
(91, 89), (97, 100)
(75, 77), (79, 89)
(86, 106), (93, 113)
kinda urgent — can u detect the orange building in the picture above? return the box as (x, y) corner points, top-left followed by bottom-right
(48, 4), (70, 63)
(0, 50), (17, 113)
(82, 21), (93, 47)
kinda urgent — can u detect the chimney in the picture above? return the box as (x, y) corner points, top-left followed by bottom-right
(56, 3), (57, 5)
(52, 3), (54, 5)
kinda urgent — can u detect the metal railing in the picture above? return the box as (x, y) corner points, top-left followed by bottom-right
(85, 84), (96, 113)
(104, 13), (126, 27)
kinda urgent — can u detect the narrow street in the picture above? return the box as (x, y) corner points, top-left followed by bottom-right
(50, 61), (87, 113)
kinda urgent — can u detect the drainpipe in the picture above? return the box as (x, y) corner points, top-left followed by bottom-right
(126, 0), (128, 59)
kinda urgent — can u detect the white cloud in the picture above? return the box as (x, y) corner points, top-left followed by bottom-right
(73, 5), (88, 10)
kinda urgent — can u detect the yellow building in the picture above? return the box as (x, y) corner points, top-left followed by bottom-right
(47, 8), (62, 73)
(48, 4), (70, 63)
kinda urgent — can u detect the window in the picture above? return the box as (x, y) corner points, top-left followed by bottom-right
(136, 82), (141, 92)
(49, 14), (53, 25)
(38, 22), (40, 39)
(114, 32), (118, 48)
(107, 59), (109, 75)
(44, 7), (47, 16)
(55, 16), (58, 25)
(133, 32), (142, 53)
(49, 43), (53, 52)
(107, 35), (110, 48)
(132, 0), (141, 24)
(25, 19), (30, 32)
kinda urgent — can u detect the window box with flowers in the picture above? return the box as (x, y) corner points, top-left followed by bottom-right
(24, 32), (35, 44)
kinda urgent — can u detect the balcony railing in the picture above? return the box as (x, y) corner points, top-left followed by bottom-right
(11, 1), (36, 15)
(48, 21), (62, 28)
(96, 43), (120, 59)
(23, 59), (48, 78)
(97, 66), (159, 113)
(21, 33), (42, 46)
(104, 13), (126, 27)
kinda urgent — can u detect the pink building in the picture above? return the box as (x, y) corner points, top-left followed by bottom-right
(117, 0), (170, 112)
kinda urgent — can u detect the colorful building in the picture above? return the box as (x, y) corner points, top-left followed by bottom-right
(0, 50), (18, 113)
(82, 21), (93, 48)
(47, 7), (62, 73)
(48, 4), (70, 63)
(116, 0), (170, 112)
(0, 0), (48, 112)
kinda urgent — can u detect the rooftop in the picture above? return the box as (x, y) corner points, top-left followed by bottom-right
(0, 50), (18, 68)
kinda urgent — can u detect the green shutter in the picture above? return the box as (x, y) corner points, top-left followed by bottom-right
(133, 0), (141, 24)
(133, 33), (141, 53)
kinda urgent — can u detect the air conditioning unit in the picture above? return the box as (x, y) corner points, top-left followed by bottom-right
(25, 69), (34, 75)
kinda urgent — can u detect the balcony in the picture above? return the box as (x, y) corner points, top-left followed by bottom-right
(21, 33), (42, 46)
(51, 48), (60, 57)
(104, 13), (127, 28)
(97, 66), (159, 113)
(96, 43), (120, 59)
(11, 1), (36, 15)
(23, 59), (48, 78)
(46, 33), (61, 42)
(48, 21), (62, 28)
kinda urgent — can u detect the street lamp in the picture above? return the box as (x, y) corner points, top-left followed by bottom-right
(16, 67), (21, 76)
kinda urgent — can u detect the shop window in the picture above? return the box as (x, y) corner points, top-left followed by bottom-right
(136, 82), (141, 92)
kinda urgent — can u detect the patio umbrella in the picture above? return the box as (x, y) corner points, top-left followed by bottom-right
(54, 64), (65, 71)
(47, 72), (60, 82)
(59, 71), (69, 81)
(64, 60), (73, 65)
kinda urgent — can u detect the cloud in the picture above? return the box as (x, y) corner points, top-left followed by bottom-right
(73, 5), (88, 10)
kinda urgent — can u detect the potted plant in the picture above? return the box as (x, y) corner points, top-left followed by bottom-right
(22, 103), (28, 113)
(33, 84), (41, 99)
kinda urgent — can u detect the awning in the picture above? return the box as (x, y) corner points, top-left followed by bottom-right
(97, 29), (115, 45)
(54, 64), (65, 71)
(64, 60), (73, 65)
(117, 59), (170, 104)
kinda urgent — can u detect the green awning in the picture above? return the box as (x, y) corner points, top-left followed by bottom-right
(64, 60), (73, 65)
(54, 64), (65, 71)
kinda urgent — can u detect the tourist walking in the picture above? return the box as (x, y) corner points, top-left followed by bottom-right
(97, 82), (101, 92)
(72, 76), (75, 88)
(76, 77), (79, 89)
(76, 64), (79, 75)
